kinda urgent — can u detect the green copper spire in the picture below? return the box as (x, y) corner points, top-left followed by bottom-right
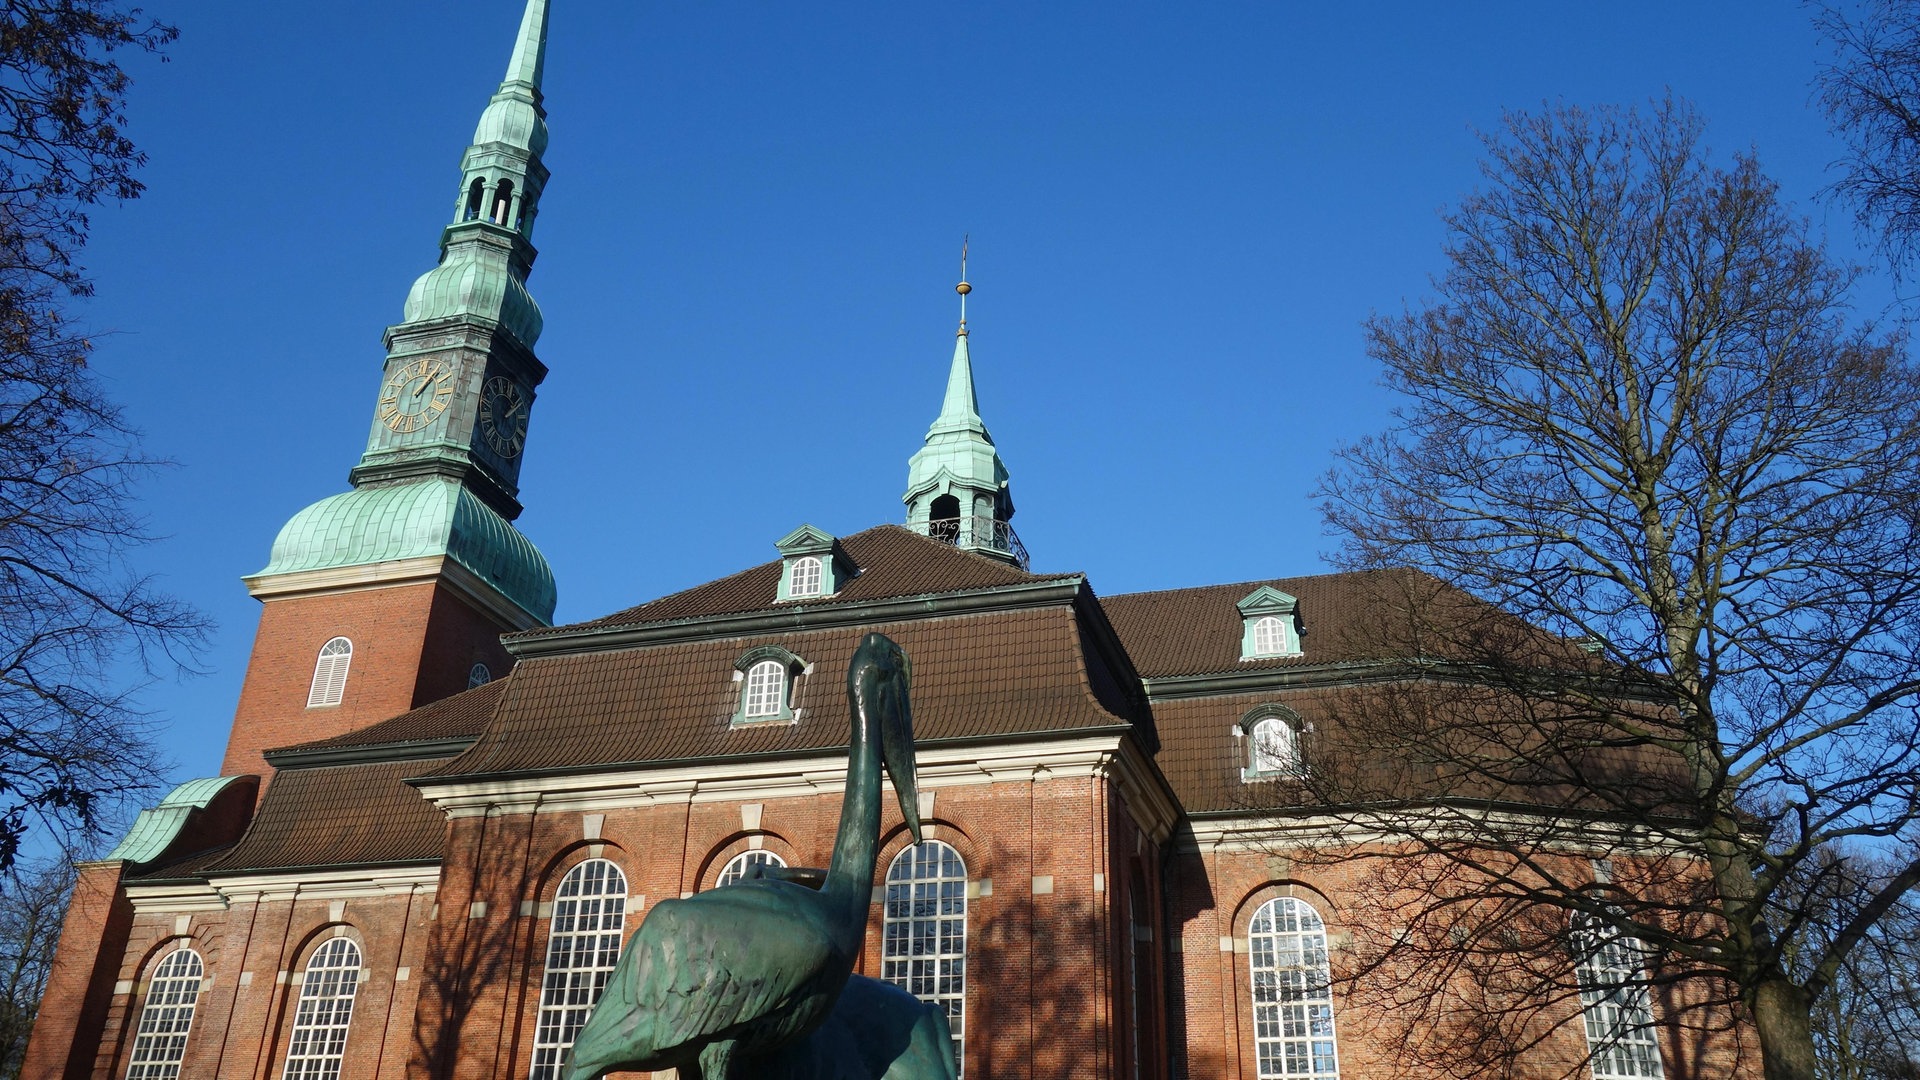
(257, 0), (561, 624)
(401, 0), (553, 347)
(904, 250), (1026, 568)
(502, 0), (549, 92)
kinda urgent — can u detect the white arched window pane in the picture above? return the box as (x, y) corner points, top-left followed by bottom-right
(468, 663), (493, 689)
(1250, 717), (1299, 776)
(883, 840), (967, 1075)
(1252, 616), (1289, 657)
(717, 850), (786, 888)
(125, 948), (204, 1080)
(1248, 897), (1339, 1080)
(306, 638), (353, 708)
(789, 556), (823, 597)
(529, 859), (629, 1080)
(743, 660), (787, 719)
(1573, 915), (1665, 1079)
(282, 937), (360, 1080)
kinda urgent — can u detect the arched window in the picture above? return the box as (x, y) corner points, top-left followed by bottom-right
(529, 859), (629, 1080)
(883, 840), (967, 1074)
(306, 638), (352, 708)
(1129, 875), (1154, 1080)
(1248, 897), (1339, 1080)
(492, 179), (516, 225)
(788, 556), (824, 598)
(281, 937), (361, 1080)
(743, 659), (788, 720)
(1252, 615), (1289, 657)
(125, 947), (204, 1080)
(1572, 913), (1665, 1079)
(928, 494), (962, 543)
(464, 177), (486, 221)
(716, 850), (786, 888)
(468, 663), (493, 689)
(1249, 716), (1299, 777)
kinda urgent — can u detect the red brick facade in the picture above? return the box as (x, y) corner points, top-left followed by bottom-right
(221, 581), (516, 785)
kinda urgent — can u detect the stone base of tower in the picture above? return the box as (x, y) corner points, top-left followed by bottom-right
(222, 559), (538, 784)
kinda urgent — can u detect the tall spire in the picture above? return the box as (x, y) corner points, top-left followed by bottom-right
(346, 0), (562, 529)
(502, 0), (550, 93)
(903, 249), (1026, 568)
(396, 0), (555, 354)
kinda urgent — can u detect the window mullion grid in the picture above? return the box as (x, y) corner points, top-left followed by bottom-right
(530, 860), (628, 1080)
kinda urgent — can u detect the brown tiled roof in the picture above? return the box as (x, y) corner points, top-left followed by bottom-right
(1103, 567), (1548, 679)
(128, 844), (240, 882)
(205, 759), (450, 873)
(281, 679), (506, 753)
(433, 605), (1135, 779)
(515, 526), (1077, 638)
(1152, 684), (1690, 817)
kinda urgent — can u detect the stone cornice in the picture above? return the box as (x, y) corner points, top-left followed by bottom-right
(410, 729), (1182, 841)
(1177, 801), (1702, 856)
(504, 578), (1086, 659)
(126, 864), (442, 912)
(244, 554), (546, 631)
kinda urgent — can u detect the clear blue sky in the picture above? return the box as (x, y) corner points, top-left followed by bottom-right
(80, 1), (1889, 791)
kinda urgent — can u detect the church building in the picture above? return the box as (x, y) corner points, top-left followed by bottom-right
(24, 4), (1754, 1080)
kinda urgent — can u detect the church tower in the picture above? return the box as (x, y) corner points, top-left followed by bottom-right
(903, 256), (1027, 568)
(221, 0), (559, 783)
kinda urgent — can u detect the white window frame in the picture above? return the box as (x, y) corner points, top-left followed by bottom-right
(883, 840), (968, 1076)
(529, 859), (629, 1080)
(1251, 615), (1290, 657)
(468, 662), (493, 689)
(1249, 716), (1299, 777)
(125, 947), (204, 1080)
(716, 850), (787, 888)
(788, 555), (824, 598)
(306, 638), (353, 708)
(281, 937), (361, 1080)
(742, 660), (787, 719)
(1248, 897), (1339, 1080)
(1573, 913), (1666, 1079)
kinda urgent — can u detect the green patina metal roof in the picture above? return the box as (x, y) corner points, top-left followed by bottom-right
(107, 776), (249, 865)
(260, 477), (557, 623)
(403, 252), (544, 347)
(905, 329), (1012, 506)
(401, 0), (551, 348)
(475, 0), (550, 155)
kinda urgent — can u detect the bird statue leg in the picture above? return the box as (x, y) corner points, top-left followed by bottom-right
(699, 1037), (739, 1080)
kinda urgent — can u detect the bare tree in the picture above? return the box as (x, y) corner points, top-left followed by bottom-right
(0, 858), (74, 1078)
(1313, 98), (1920, 1080)
(1815, 0), (1920, 279)
(0, 1), (202, 869)
(1802, 859), (1920, 1080)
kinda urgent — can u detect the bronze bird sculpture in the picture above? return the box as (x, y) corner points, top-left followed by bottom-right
(567, 633), (924, 1080)
(751, 973), (960, 1080)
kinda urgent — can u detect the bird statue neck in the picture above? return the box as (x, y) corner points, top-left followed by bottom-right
(823, 683), (884, 933)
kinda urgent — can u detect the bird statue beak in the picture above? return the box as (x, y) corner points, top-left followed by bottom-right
(870, 637), (924, 843)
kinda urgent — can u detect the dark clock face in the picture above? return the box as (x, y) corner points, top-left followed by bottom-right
(379, 359), (456, 433)
(478, 376), (528, 458)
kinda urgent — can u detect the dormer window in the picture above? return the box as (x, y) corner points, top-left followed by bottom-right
(788, 556), (824, 598)
(774, 524), (856, 601)
(743, 660), (787, 717)
(1237, 586), (1302, 659)
(733, 645), (807, 725)
(1240, 705), (1305, 780)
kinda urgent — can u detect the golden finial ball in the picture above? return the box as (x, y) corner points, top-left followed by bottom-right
(956, 281), (972, 296)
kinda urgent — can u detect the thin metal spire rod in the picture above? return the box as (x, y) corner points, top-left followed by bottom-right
(957, 235), (971, 334)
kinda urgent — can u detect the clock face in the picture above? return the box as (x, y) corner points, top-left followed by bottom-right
(378, 359), (457, 433)
(478, 376), (529, 458)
